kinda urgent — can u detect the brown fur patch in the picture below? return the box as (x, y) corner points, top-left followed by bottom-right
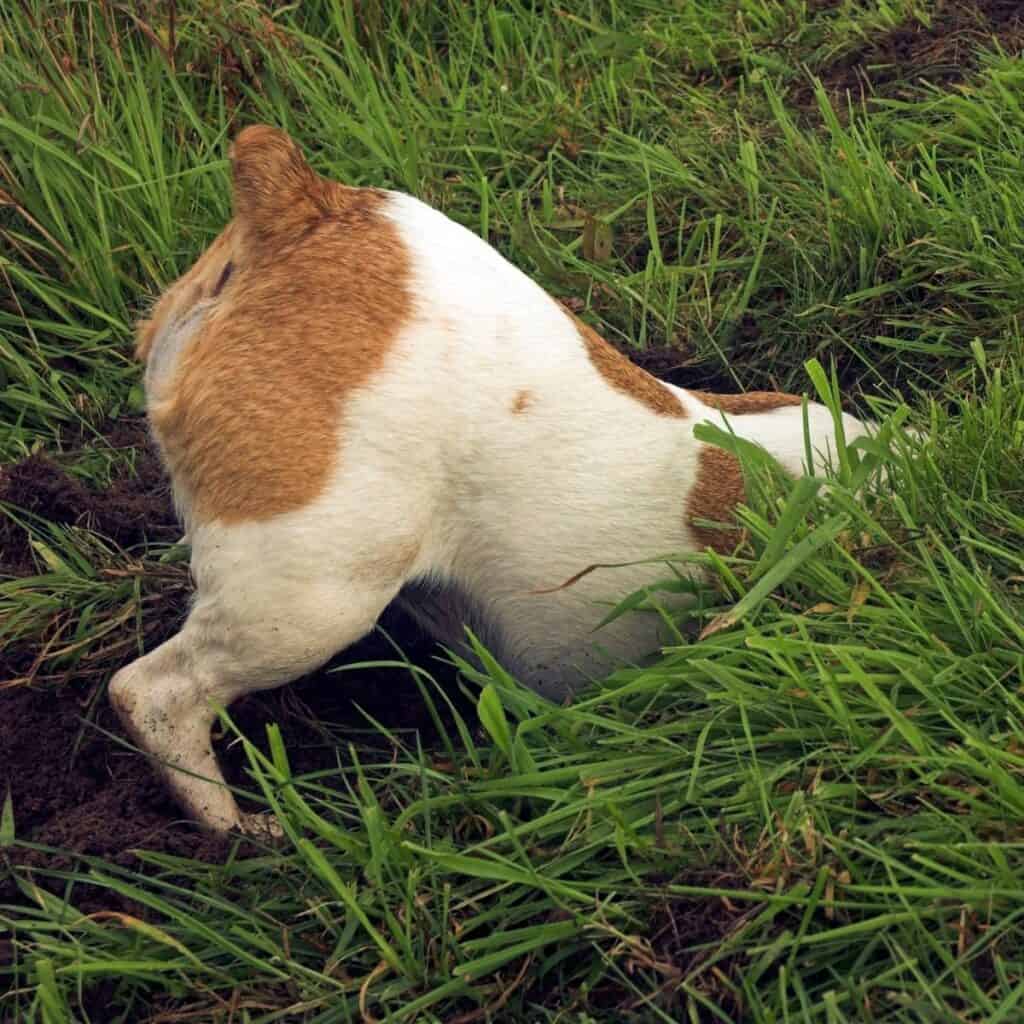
(686, 446), (747, 556)
(692, 390), (803, 415)
(575, 320), (686, 418)
(144, 126), (412, 524)
(511, 389), (533, 414)
(229, 125), (333, 251)
(135, 224), (242, 363)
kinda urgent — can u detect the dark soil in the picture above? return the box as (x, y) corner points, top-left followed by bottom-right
(521, 882), (755, 1019)
(806, 0), (1024, 107)
(0, 419), (469, 911)
(0, 418), (178, 577)
(0, 608), (464, 887)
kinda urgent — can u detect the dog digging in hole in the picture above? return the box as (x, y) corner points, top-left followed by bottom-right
(110, 125), (879, 834)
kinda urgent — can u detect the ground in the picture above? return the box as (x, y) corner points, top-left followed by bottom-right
(2, 1), (1024, 1021)
(0, 422), (458, 863)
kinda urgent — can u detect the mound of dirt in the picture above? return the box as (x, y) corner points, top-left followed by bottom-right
(0, 418), (178, 577)
(0, 418), (470, 912)
(0, 604), (466, 908)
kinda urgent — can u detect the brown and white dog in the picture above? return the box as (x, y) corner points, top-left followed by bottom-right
(110, 125), (873, 833)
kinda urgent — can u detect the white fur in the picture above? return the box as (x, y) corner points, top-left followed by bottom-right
(109, 190), (876, 832)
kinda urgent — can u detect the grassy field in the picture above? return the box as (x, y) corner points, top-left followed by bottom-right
(2, 0), (1024, 1020)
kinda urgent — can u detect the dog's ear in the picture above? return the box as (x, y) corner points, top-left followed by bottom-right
(230, 125), (324, 249)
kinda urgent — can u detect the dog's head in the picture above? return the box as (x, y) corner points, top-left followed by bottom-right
(134, 126), (412, 525)
(134, 126), (337, 364)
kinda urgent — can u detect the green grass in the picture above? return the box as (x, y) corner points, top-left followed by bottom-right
(3, 0), (1024, 1020)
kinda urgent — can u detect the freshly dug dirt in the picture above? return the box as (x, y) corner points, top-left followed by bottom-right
(809, 0), (1024, 105)
(0, 418), (178, 577)
(2, 611), (459, 840)
(0, 419), (468, 909)
(0, 606), (465, 911)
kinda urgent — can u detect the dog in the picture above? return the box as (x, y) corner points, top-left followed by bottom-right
(109, 125), (874, 833)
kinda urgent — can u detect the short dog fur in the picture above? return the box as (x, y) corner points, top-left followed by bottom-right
(110, 126), (873, 833)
